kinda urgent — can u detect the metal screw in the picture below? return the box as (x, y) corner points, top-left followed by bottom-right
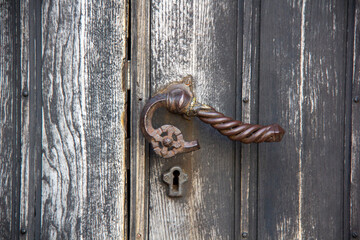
(242, 232), (248, 238)
(20, 228), (27, 234)
(353, 232), (358, 238)
(137, 233), (142, 238)
(354, 96), (360, 103)
(242, 97), (249, 103)
(22, 90), (29, 97)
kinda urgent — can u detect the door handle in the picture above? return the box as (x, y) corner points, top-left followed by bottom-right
(140, 76), (285, 158)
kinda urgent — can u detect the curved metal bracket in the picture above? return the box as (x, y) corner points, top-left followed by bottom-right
(140, 76), (285, 158)
(140, 76), (200, 158)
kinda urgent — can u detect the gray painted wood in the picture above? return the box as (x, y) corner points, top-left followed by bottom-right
(148, 0), (237, 239)
(41, 0), (128, 239)
(0, 1), (20, 239)
(350, 0), (360, 238)
(258, 0), (348, 239)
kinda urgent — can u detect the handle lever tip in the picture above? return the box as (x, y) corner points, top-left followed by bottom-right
(268, 124), (285, 142)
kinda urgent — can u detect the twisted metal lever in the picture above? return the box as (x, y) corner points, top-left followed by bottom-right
(140, 76), (285, 158)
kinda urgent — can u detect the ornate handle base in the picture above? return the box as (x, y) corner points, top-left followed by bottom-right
(140, 76), (285, 158)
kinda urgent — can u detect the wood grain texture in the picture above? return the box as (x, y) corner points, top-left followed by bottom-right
(149, 1), (237, 239)
(0, 0), (20, 238)
(350, 0), (360, 237)
(237, 0), (261, 239)
(41, 0), (128, 239)
(344, 1), (355, 238)
(129, 0), (151, 239)
(258, 0), (348, 239)
(0, 0), (14, 235)
(19, 0), (42, 239)
(19, 0), (30, 237)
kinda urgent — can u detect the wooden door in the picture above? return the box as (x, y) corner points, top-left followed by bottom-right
(130, 0), (360, 239)
(1, 0), (360, 240)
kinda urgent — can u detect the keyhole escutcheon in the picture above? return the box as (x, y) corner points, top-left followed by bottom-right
(163, 166), (188, 197)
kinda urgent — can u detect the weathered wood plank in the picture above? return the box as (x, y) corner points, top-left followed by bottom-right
(258, 0), (348, 239)
(41, 0), (128, 239)
(0, 1), (14, 236)
(350, 0), (360, 238)
(237, 0), (261, 239)
(344, 1), (355, 239)
(0, 0), (20, 238)
(19, 0), (43, 239)
(148, 1), (237, 239)
(19, 0), (30, 237)
(129, 0), (151, 239)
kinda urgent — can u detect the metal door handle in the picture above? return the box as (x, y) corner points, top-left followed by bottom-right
(140, 76), (285, 158)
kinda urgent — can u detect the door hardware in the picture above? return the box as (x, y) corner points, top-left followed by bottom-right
(140, 75), (285, 158)
(163, 166), (188, 197)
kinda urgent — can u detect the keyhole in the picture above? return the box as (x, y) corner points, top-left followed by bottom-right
(173, 170), (180, 191)
(163, 166), (188, 197)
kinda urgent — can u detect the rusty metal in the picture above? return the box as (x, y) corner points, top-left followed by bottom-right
(140, 75), (285, 158)
(163, 166), (188, 197)
(140, 76), (200, 158)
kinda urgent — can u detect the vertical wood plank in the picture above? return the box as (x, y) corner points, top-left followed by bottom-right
(350, 0), (360, 238)
(41, 1), (128, 238)
(0, 0), (21, 238)
(148, 1), (237, 239)
(258, 0), (348, 239)
(19, 0), (43, 238)
(0, 2), (14, 237)
(344, 1), (355, 239)
(19, 0), (30, 238)
(129, 0), (151, 239)
(237, 0), (261, 239)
